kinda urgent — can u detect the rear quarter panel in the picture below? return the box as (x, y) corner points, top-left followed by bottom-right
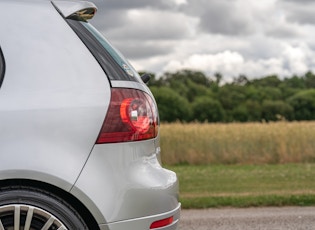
(0, 1), (110, 190)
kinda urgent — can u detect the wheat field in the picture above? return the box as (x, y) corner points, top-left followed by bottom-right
(160, 121), (315, 165)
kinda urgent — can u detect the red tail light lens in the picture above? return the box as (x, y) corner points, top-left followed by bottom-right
(150, 216), (174, 229)
(96, 88), (159, 144)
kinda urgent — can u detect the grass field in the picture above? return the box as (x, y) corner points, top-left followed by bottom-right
(160, 122), (315, 208)
(160, 121), (315, 165)
(167, 164), (315, 209)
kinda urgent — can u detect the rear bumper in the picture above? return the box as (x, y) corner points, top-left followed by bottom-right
(71, 140), (180, 226)
(100, 203), (181, 230)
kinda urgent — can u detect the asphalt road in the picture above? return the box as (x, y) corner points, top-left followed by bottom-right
(179, 207), (315, 230)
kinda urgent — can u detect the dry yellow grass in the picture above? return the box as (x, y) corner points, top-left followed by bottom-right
(160, 121), (315, 165)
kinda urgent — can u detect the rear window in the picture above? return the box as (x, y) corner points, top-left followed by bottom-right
(0, 47), (5, 88)
(67, 19), (142, 83)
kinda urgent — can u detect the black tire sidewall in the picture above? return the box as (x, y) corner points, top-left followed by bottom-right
(0, 187), (88, 229)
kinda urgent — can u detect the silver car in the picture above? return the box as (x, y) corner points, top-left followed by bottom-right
(0, 0), (180, 229)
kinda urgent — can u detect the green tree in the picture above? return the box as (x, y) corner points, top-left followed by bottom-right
(288, 89), (315, 120)
(281, 75), (305, 89)
(158, 70), (213, 102)
(261, 100), (294, 121)
(232, 105), (249, 122)
(304, 71), (315, 88)
(250, 75), (281, 87)
(218, 84), (246, 121)
(185, 80), (211, 102)
(145, 69), (315, 123)
(233, 74), (249, 86)
(160, 69), (212, 87)
(214, 72), (222, 85)
(257, 87), (282, 101)
(192, 97), (225, 122)
(244, 100), (262, 121)
(150, 86), (191, 122)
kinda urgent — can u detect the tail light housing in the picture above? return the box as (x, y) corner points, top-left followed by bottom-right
(96, 88), (159, 144)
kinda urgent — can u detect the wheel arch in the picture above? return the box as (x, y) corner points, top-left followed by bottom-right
(0, 179), (100, 230)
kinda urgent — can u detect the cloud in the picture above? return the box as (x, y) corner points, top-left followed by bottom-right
(90, 7), (198, 60)
(266, 24), (302, 38)
(161, 51), (284, 81)
(93, 0), (166, 10)
(163, 51), (244, 75)
(283, 0), (315, 3)
(181, 0), (254, 35)
(103, 9), (196, 40)
(286, 9), (315, 25)
(279, 0), (315, 25)
(92, 0), (186, 11)
(159, 42), (315, 81)
(89, 0), (315, 81)
(90, 9), (127, 30)
(282, 43), (312, 74)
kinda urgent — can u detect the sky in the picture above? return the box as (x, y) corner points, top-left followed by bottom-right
(90, 0), (315, 82)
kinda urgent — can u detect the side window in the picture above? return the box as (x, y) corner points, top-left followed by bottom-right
(0, 47), (4, 88)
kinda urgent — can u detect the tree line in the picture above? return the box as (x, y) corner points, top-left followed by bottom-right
(142, 70), (315, 123)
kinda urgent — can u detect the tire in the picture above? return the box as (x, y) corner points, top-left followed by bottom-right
(0, 186), (88, 230)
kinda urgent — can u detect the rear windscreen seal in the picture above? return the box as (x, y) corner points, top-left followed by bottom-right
(0, 47), (5, 88)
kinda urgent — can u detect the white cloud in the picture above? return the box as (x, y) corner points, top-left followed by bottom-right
(90, 0), (315, 81)
(143, 44), (313, 80)
(282, 43), (311, 74)
(160, 51), (286, 81)
(174, 0), (187, 5)
(163, 51), (244, 77)
(244, 58), (287, 78)
(163, 0), (187, 6)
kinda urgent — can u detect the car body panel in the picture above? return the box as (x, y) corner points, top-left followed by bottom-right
(71, 140), (179, 224)
(0, 0), (110, 190)
(100, 203), (181, 230)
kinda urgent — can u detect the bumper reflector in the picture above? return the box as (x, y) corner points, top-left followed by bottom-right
(150, 216), (174, 229)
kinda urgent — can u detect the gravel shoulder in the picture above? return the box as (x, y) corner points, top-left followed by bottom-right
(180, 207), (315, 230)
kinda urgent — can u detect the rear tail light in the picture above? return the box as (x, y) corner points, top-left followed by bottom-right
(96, 88), (159, 144)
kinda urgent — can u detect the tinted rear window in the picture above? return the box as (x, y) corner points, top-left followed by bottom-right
(67, 19), (142, 83)
(0, 47), (5, 88)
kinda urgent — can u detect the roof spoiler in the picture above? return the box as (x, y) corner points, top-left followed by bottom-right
(52, 1), (97, 21)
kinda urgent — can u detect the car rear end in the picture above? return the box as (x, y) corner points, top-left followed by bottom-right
(58, 3), (181, 229)
(0, 0), (180, 229)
